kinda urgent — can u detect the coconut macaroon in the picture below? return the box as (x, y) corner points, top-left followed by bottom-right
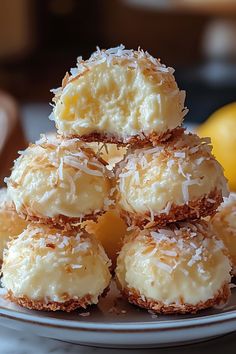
(51, 45), (187, 145)
(0, 188), (28, 264)
(1, 223), (112, 312)
(116, 221), (232, 314)
(116, 130), (228, 228)
(6, 135), (113, 228)
(211, 193), (236, 276)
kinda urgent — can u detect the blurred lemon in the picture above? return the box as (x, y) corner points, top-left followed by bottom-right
(197, 102), (236, 191)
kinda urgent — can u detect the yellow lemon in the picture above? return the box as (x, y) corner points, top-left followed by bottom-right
(197, 102), (236, 191)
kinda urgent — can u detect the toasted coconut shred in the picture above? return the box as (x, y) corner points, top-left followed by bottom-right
(51, 44), (187, 104)
(7, 226), (111, 270)
(34, 135), (110, 179)
(129, 220), (229, 277)
(151, 221), (227, 277)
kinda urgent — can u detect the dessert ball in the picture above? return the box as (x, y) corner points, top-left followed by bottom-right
(51, 45), (187, 145)
(85, 209), (127, 269)
(211, 193), (236, 276)
(116, 131), (228, 227)
(116, 221), (231, 314)
(6, 136), (112, 227)
(0, 188), (28, 264)
(2, 224), (112, 312)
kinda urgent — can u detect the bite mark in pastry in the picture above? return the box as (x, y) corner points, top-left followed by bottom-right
(51, 45), (187, 144)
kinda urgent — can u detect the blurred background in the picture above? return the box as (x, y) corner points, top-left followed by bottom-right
(0, 0), (236, 187)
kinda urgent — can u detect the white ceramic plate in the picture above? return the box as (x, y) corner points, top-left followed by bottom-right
(0, 281), (236, 348)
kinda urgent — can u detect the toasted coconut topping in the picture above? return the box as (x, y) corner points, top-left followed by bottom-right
(4, 224), (111, 270)
(33, 134), (111, 177)
(130, 220), (228, 275)
(51, 46), (188, 144)
(51, 44), (187, 108)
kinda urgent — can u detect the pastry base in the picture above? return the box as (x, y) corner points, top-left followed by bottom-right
(120, 189), (223, 228)
(6, 285), (110, 312)
(6, 291), (93, 312)
(118, 282), (230, 314)
(59, 127), (184, 147)
(8, 203), (103, 230)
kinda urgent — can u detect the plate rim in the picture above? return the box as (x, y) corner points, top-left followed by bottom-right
(0, 303), (236, 332)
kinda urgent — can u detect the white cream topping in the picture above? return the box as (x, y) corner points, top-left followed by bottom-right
(116, 221), (231, 305)
(2, 225), (111, 303)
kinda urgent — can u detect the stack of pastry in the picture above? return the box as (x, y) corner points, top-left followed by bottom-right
(106, 48), (231, 313)
(2, 135), (112, 311)
(1, 45), (233, 314)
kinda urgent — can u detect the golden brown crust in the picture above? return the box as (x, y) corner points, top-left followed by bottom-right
(6, 285), (111, 312)
(119, 189), (223, 228)
(6, 291), (93, 312)
(117, 282), (230, 314)
(58, 127), (184, 147)
(19, 212), (102, 231)
(7, 202), (104, 230)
